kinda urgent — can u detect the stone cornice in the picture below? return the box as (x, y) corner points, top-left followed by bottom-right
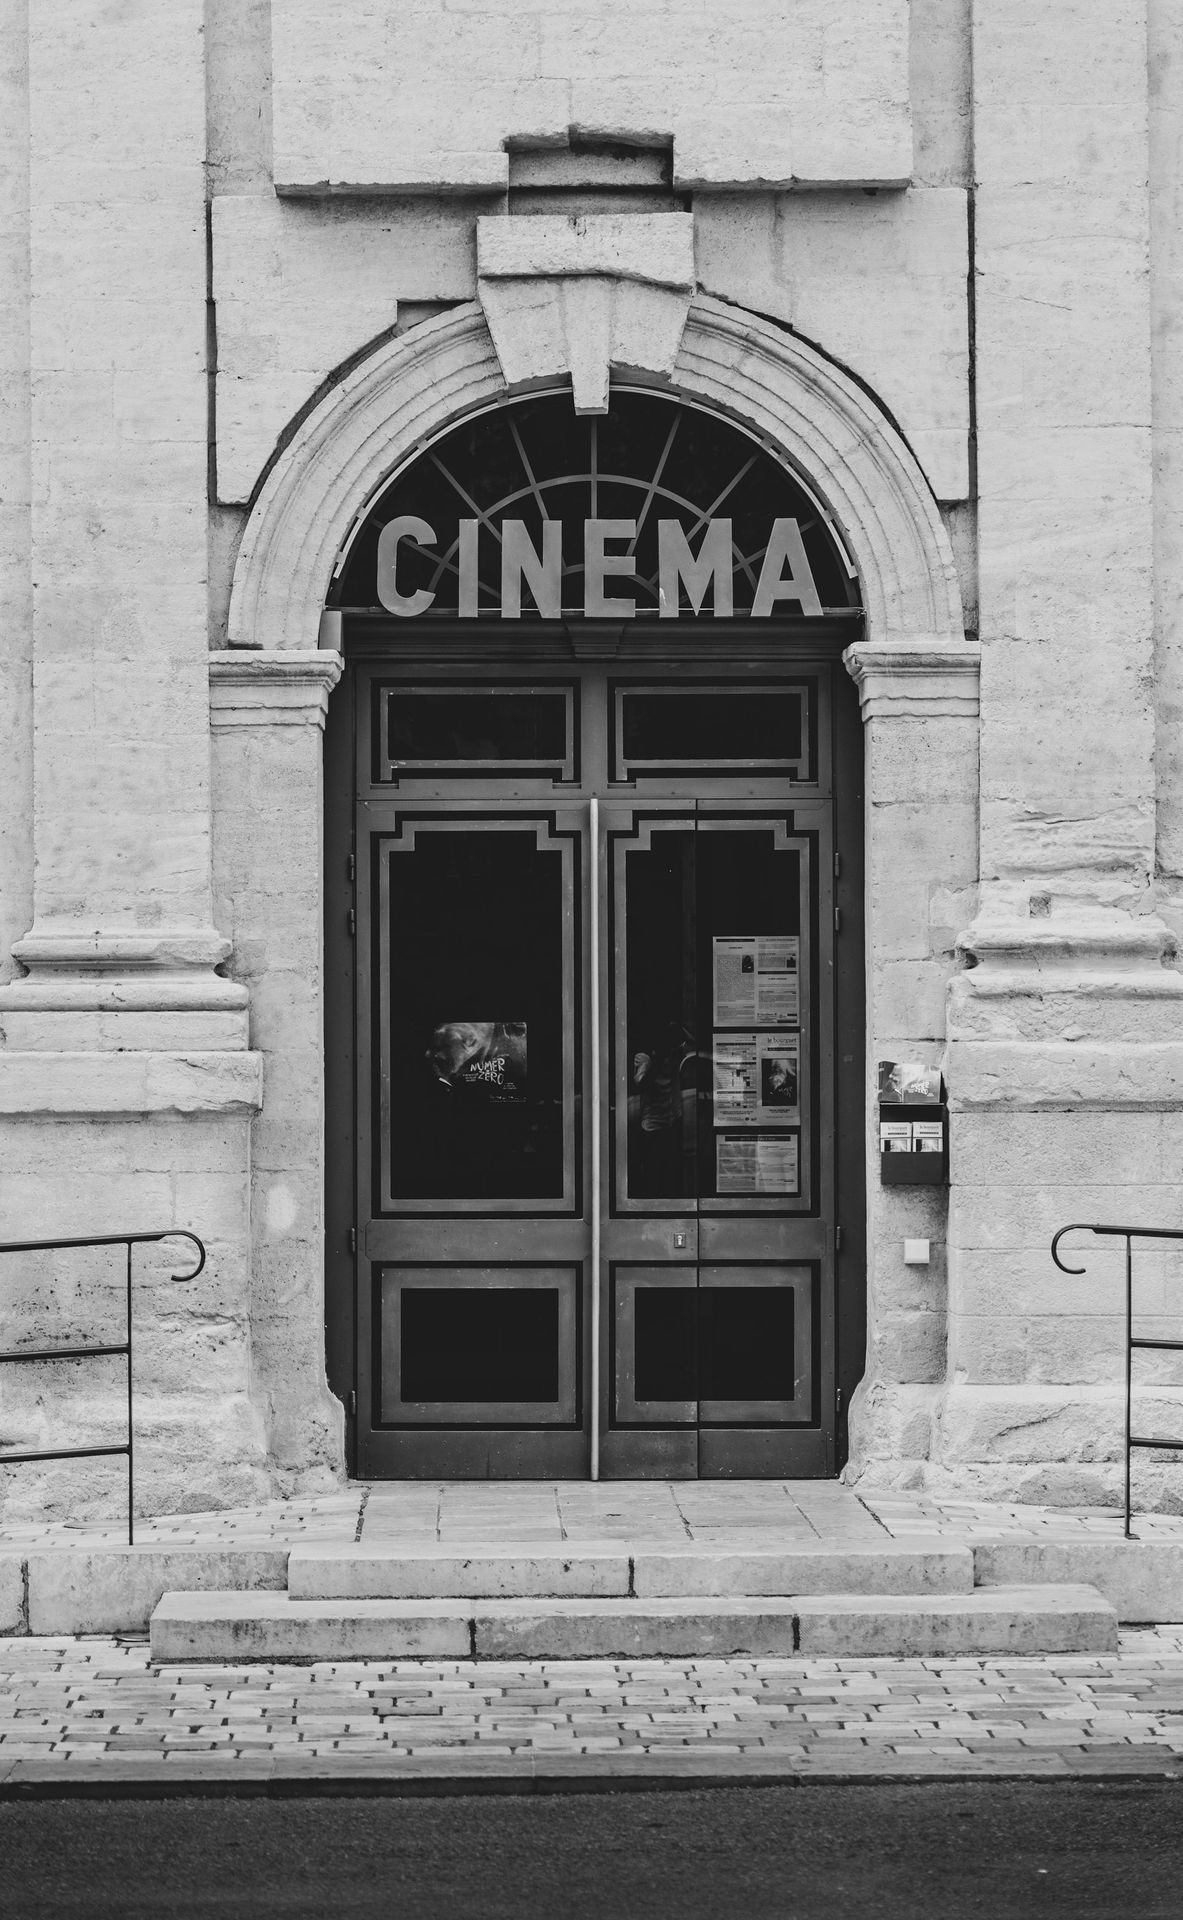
(843, 641), (981, 719)
(209, 650), (344, 728)
(0, 927), (248, 1013)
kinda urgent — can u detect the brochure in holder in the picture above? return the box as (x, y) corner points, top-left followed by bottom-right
(877, 1061), (947, 1185)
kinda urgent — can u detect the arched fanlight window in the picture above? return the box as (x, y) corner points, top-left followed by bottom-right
(331, 389), (861, 620)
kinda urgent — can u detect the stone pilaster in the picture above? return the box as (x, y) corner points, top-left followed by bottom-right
(842, 643), (980, 1487)
(931, 2), (1183, 1504)
(210, 651), (346, 1491)
(8, 0), (230, 1027)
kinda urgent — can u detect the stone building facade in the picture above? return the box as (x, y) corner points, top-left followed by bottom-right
(2, 0), (1183, 1516)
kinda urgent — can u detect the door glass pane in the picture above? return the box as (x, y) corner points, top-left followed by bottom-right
(622, 827), (699, 1201)
(377, 683), (575, 779)
(401, 1286), (560, 1402)
(699, 1286), (795, 1401)
(385, 825), (569, 1200)
(617, 685), (808, 775)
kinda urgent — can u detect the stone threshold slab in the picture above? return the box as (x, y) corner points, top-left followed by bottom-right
(149, 1584), (1117, 1663)
(288, 1540), (973, 1600)
(975, 1538), (1183, 1624)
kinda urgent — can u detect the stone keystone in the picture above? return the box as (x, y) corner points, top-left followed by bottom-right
(477, 214), (696, 415)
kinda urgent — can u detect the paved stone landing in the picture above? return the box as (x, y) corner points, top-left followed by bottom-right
(5, 1484), (1183, 1638)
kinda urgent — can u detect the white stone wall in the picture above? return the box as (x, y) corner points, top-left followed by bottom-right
(2, 0), (1181, 1516)
(925, 0), (1183, 1508)
(0, 0), (32, 989)
(270, 0), (912, 192)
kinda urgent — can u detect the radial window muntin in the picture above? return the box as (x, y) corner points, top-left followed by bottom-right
(331, 388), (862, 619)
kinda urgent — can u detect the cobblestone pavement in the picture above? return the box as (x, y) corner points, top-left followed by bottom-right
(5, 1630), (1183, 1787)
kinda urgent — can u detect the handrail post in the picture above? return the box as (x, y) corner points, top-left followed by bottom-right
(1125, 1233), (1133, 1540)
(126, 1239), (135, 1548)
(1052, 1220), (1183, 1537)
(0, 1229), (204, 1543)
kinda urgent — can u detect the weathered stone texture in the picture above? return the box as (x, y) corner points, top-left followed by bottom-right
(0, 1115), (269, 1519)
(205, 0), (273, 196)
(270, 0), (912, 192)
(210, 656), (346, 1493)
(0, 0), (32, 987)
(0, 1557), (22, 1633)
(213, 197), (481, 503)
(696, 189), (970, 502)
(909, 0), (971, 188)
(974, 0), (1155, 905)
(6, 0), (1183, 1518)
(1152, 0), (1183, 921)
(25, 0), (215, 940)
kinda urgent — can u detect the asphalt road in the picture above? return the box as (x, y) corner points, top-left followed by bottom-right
(2, 1781), (1181, 1919)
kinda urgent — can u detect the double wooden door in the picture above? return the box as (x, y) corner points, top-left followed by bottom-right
(335, 653), (862, 1478)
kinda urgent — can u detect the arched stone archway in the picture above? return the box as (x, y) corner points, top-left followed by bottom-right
(227, 295), (964, 657)
(212, 288), (978, 1488)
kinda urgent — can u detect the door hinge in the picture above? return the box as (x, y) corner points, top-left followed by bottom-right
(348, 1226), (357, 1254)
(834, 851), (841, 878)
(835, 1225), (843, 1252)
(348, 1388), (357, 1418)
(833, 906), (842, 933)
(347, 907), (356, 936)
(836, 1386), (844, 1418)
(347, 852), (356, 882)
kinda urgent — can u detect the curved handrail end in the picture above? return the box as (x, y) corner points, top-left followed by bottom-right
(1051, 1224), (1091, 1276)
(163, 1230), (206, 1283)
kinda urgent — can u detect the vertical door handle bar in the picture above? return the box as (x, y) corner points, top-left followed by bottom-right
(589, 796), (601, 1481)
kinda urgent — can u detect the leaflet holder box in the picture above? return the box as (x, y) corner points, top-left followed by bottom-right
(877, 1062), (948, 1186)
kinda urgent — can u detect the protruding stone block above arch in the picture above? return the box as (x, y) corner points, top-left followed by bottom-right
(270, 0), (912, 195)
(476, 214), (695, 415)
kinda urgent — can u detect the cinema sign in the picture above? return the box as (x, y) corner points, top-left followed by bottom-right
(375, 516), (824, 621)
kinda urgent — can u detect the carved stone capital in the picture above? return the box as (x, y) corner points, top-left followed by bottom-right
(209, 650), (344, 728)
(843, 641), (981, 720)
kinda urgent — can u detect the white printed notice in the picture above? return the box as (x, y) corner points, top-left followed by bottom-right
(716, 1132), (799, 1196)
(712, 936), (799, 1027)
(713, 1032), (800, 1126)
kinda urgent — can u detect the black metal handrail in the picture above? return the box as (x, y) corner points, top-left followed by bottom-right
(0, 1231), (206, 1545)
(1051, 1223), (1183, 1537)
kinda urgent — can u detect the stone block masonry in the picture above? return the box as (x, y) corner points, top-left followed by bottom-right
(1, 0), (1181, 1521)
(269, 0), (912, 192)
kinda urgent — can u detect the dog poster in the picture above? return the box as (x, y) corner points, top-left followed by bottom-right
(713, 1032), (800, 1126)
(877, 1060), (941, 1105)
(426, 1021), (528, 1104)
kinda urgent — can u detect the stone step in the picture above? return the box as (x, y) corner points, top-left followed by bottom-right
(287, 1539), (973, 1600)
(150, 1583), (1117, 1663)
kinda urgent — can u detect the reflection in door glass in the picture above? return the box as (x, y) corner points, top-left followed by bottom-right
(699, 1286), (795, 1402)
(624, 829), (700, 1200)
(400, 1287), (560, 1402)
(385, 827), (567, 1200)
(634, 1287), (697, 1404)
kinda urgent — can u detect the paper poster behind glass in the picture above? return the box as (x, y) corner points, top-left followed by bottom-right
(713, 1032), (799, 1126)
(426, 1022), (528, 1103)
(712, 937), (799, 1027)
